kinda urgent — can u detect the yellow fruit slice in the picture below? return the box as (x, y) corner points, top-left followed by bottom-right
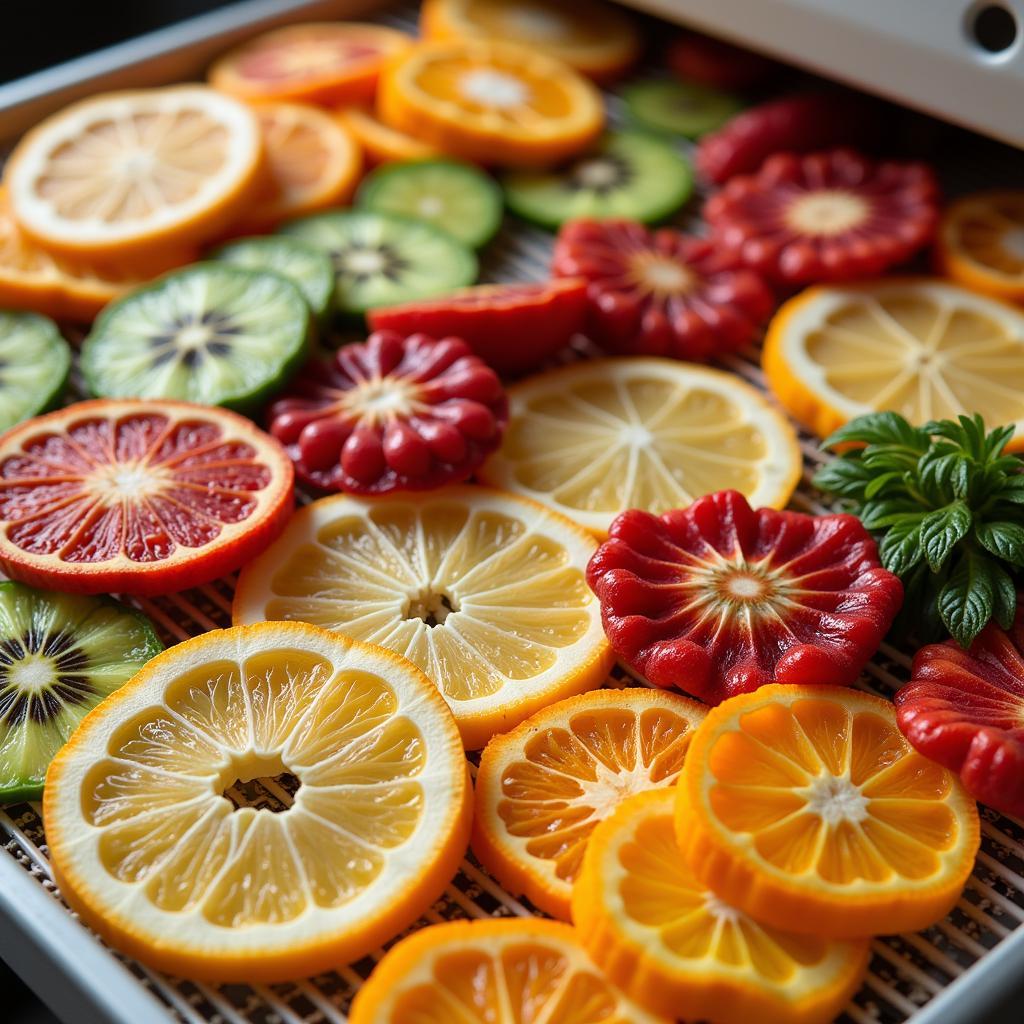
(574, 790), (870, 1024)
(336, 106), (440, 165)
(6, 86), (263, 258)
(347, 918), (670, 1024)
(378, 38), (604, 166)
(676, 684), (980, 938)
(473, 687), (705, 919)
(763, 277), (1024, 448)
(43, 621), (471, 982)
(936, 191), (1024, 301)
(479, 357), (802, 536)
(420, 0), (641, 82)
(232, 486), (613, 750)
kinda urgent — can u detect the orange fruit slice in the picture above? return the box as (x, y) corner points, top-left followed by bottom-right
(420, 0), (641, 82)
(677, 684), (980, 938)
(936, 190), (1024, 301)
(347, 918), (670, 1024)
(231, 101), (361, 233)
(44, 621), (472, 982)
(232, 486), (613, 751)
(574, 790), (870, 1024)
(763, 277), (1024, 448)
(378, 38), (605, 167)
(473, 687), (705, 919)
(5, 86), (263, 259)
(208, 22), (412, 106)
(336, 106), (439, 165)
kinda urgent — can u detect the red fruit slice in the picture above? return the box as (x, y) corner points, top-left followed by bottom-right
(268, 330), (507, 494)
(586, 489), (903, 705)
(0, 400), (293, 595)
(552, 219), (774, 361)
(705, 148), (939, 286)
(668, 30), (779, 91)
(896, 614), (1024, 818)
(367, 279), (588, 376)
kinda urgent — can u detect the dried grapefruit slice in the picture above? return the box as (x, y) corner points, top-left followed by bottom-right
(44, 621), (471, 981)
(5, 86), (263, 258)
(335, 107), (439, 166)
(348, 918), (669, 1024)
(575, 790), (870, 1024)
(0, 399), (293, 595)
(473, 687), (705, 919)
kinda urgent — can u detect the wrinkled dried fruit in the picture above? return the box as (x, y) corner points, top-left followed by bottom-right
(587, 489), (903, 705)
(268, 330), (507, 494)
(552, 219), (774, 361)
(705, 148), (939, 285)
(896, 613), (1024, 818)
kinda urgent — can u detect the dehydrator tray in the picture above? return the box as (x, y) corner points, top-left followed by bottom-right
(2, 3), (1024, 1023)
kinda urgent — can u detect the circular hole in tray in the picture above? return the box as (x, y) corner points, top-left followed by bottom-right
(967, 2), (1019, 54)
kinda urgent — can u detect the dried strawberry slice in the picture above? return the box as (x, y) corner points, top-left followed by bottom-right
(552, 219), (774, 361)
(269, 330), (507, 494)
(895, 615), (1024, 818)
(586, 489), (903, 705)
(705, 148), (939, 285)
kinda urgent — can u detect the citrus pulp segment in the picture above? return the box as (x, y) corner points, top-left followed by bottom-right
(574, 790), (870, 1024)
(0, 311), (71, 432)
(347, 918), (670, 1024)
(5, 87), (264, 257)
(0, 400), (293, 595)
(763, 278), (1024, 447)
(232, 486), (613, 750)
(677, 685), (981, 937)
(478, 358), (802, 535)
(44, 621), (471, 981)
(473, 687), (705, 919)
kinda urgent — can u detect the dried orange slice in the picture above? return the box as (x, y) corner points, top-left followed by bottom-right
(348, 918), (670, 1024)
(574, 790), (870, 1024)
(336, 106), (439, 165)
(420, 0), (641, 82)
(677, 684), (980, 937)
(378, 38), (604, 166)
(473, 687), (705, 919)
(936, 190), (1024, 301)
(44, 621), (472, 982)
(6, 86), (263, 259)
(209, 22), (412, 106)
(763, 277), (1024, 447)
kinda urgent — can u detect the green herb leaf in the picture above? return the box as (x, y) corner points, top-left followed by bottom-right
(822, 412), (928, 451)
(938, 549), (995, 648)
(878, 518), (923, 576)
(811, 458), (873, 499)
(919, 501), (972, 571)
(859, 503), (923, 531)
(990, 561), (1018, 631)
(975, 521), (1024, 566)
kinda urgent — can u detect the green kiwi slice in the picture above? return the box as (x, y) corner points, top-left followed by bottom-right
(0, 311), (71, 433)
(356, 159), (503, 248)
(211, 236), (336, 323)
(81, 263), (311, 412)
(622, 79), (744, 138)
(278, 210), (478, 317)
(0, 583), (162, 804)
(502, 132), (694, 229)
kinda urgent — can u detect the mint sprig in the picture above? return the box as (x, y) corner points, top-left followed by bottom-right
(813, 412), (1024, 648)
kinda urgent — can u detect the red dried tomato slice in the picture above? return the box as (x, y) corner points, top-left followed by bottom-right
(586, 489), (903, 705)
(367, 279), (588, 376)
(896, 615), (1024, 818)
(668, 30), (779, 91)
(269, 330), (507, 494)
(705, 148), (940, 285)
(552, 219), (774, 361)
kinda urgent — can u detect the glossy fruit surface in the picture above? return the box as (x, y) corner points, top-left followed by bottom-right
(587, 490), (902, 705)
(0, 311), (70, 431)
(268, 330), (506, 494)
(0, 399), (293, 595)
(552, 219), (773, 360)
(367, 278), (587, 375)
(677, 685), (980, 937)
(473, 687), (705, 919)
(896, 611), (1024, 818)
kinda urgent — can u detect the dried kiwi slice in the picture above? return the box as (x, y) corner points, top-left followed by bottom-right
(0, 311), (71, 433)
(211, 236), (336, 323)
(0, 583), (161, 803)
(502, 132), (693, 229)
(622, 79), (744, 138)
(356, 159), (503, 248)
(81, 263), (311, 412)
(279, 209), (478, 317)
